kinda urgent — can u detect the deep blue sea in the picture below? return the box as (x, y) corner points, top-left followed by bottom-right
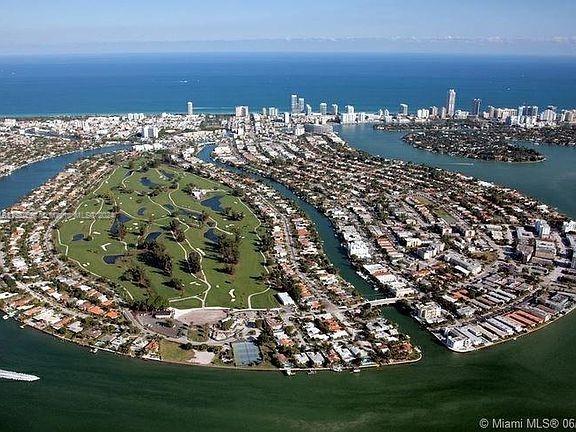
(0, 53), (575, 116)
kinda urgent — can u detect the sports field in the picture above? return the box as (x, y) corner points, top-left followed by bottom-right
(56, 157), (277, 309)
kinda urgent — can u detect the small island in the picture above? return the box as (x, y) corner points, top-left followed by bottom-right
(402, 128), (546, 163)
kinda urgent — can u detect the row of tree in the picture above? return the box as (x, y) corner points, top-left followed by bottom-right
(222, 206), (244, 221)
(141, 241), (173, 275)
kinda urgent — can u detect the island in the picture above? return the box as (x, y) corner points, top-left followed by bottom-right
(0, 134), (420, 372)
(402, 127), (546, 162)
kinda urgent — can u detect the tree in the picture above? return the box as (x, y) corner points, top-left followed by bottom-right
(216, 233), (240, 264)
(142, 241), (173, 276)
(123, 264), (150, 288)
(200, 210), (210, 224)
(260, 232), (274, 252)
(129, 294), (168, 311)
(187, 253), (201, 273)
(118, 222), (127, 241)
(169, 219), (186, 243)
(170, 278), (184, 292)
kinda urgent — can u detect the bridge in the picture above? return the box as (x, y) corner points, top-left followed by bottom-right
(365, 297), (403, 306)
(347, 297), (404, 309)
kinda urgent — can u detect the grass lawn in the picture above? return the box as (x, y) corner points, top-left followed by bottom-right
(56, 156), (278, 309)
(159, 340), (196, 363)
(432, 207), (457, 224)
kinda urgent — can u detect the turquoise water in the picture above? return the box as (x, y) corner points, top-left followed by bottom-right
(1, 53), (575, 116)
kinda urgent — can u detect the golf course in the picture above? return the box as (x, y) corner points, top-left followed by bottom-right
(56, 156), (277, 310)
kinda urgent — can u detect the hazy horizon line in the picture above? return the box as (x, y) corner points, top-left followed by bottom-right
(1, 36), (575, 57)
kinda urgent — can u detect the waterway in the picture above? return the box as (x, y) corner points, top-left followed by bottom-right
(1, 141), (576, 431)
(0, 144), (130, 211)
(336, 124), (576, 218)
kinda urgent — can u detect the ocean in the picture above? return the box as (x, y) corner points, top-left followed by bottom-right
(0, 53), (575, 116)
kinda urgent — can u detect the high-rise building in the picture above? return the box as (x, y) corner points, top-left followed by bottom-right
(142, 126), (159, 140)
(298, 98), (305, 113)
(446, 89), (456, 117)
(429, 106), (439, 117)
(472, 98), (482, 117)
(345, 105), (355, 114)
(487, 106), (495, 118)
(268, 107), (278, 117)
(187, 101), (194, 116)
(539, 109), (556, 122)
(341, 112), (356, 124)
(399, 103), (408, 116)
(519, 105), (539, 117)
(416, 109), (430, 119)
(331, 104), (339, 116)
(535, 219), (551, 238)
(306, 104), (312, 116)
(291, 95), (299, 114)
(235, 106), (250, 118)
(319, 102), (328, 116)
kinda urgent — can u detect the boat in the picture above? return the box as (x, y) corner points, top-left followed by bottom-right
(351, 368), (361, 374)
(307, 370), (317, 375)
(331, 365), (343, 373)
(19, 324), (25, 329)
(91, 347), (99, 354)
(284, 369), (294, 376)
(2, 315), (9, 320)
(0, 369), (40, 382)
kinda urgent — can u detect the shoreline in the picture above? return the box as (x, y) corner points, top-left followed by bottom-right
(0, 312), (421, 374)
(405, 143), (547, 164)
(434, 302), (576, 354)
(0, 141), (131, 180)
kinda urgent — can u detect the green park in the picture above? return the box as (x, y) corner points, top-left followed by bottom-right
(55, 156), (277, 310)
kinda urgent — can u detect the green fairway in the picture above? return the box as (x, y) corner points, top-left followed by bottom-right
(56, 157), (278, 310)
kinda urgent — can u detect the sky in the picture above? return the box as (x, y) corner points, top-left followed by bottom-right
(1, 0), (575, 55)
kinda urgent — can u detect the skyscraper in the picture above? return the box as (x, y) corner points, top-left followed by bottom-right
(331, 104), (339, 116)
(472, 98), (482, 117)
(291, 95), (299, 114)
(187, 101), (194, 116)
(399, 103), (408, 116)
(298, 97), (305, 113)
(319, 102), (327, 116)
(235, 106), (249, 118)
(446, 89), (456, 117)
